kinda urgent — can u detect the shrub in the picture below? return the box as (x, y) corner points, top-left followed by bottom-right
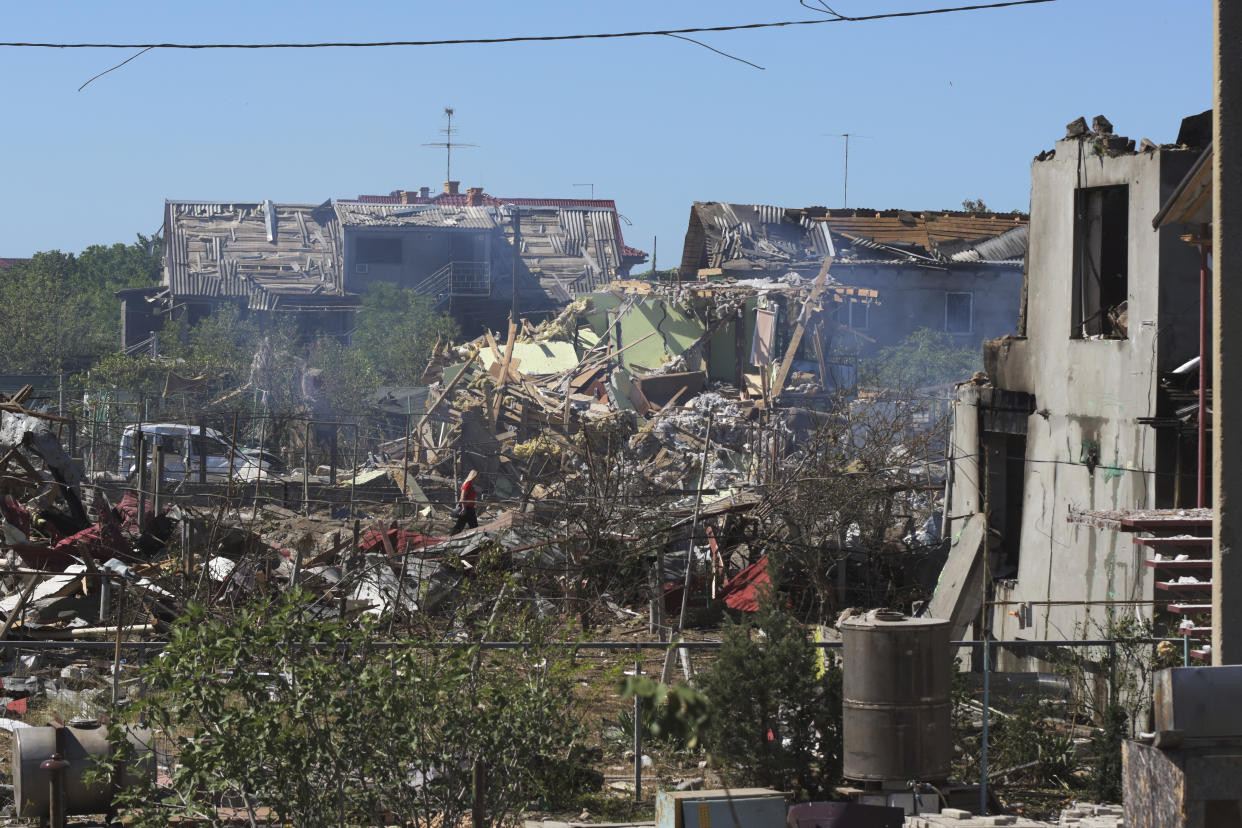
(100, 590), (593, 828)
(695, 596), (842, 799)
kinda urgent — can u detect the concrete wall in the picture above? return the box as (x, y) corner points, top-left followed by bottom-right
(832, 263), (1023, 360)
(946, 139), (1202, 648)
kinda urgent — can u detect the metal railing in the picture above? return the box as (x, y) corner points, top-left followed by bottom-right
(412, 261), (492, 299)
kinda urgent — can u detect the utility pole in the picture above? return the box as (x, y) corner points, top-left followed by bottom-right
(1212, 0), (1242, 665)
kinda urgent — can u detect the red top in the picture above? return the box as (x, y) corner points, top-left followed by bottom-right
(460, 481), (477, 508)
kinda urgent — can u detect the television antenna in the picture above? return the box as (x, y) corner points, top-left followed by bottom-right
(829, 133), (872, 208)
(573, 183), (595, 199)
(422, 107), (477, 183)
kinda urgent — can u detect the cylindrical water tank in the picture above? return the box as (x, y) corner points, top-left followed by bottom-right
(840, 609), (952, 784)
(13, 721), (155, 817)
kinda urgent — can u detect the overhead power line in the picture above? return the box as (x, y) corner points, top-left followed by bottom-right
(0, 1), (1057, 50)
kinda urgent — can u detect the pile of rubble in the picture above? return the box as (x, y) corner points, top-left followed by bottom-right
(0, 275), (953, 722)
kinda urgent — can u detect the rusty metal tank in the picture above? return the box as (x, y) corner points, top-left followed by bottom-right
(840, 609), (952, 785)
(12, 719), (154, 817)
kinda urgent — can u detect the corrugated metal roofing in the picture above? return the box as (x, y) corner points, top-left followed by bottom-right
(345, 190), (647, 260)
(683, 201), (1026, 276)
(334, 203), (497, 230)
(948, 224), (1029, 263)
(162, 201), (343, 303)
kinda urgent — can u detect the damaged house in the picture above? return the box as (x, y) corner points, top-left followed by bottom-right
(934, 114), (1209, 653)
(678, 202), (1028, 363)
(118, 184), (646, 348)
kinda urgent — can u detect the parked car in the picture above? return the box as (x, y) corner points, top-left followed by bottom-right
(118, 423), (276, 482)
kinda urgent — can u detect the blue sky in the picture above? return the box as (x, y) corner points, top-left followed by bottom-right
(0, 0), (1212, 262)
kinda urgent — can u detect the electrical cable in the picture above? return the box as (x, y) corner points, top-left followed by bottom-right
(0, 1), (1057, 50)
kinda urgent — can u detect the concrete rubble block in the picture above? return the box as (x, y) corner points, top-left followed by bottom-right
(59, 664), (93, 682)
(2, 676), (38, 694)
(940, 809), (973, 820)
(1066, 117), (1090, 138)
(1091, 115), (1113, 135)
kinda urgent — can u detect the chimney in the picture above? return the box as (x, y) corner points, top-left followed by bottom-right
(419, 186), (431, 198)
(466, 187), (483, 206)
(444, 181), (460, 195)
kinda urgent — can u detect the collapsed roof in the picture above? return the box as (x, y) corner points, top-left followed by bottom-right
(679, 202), (1029, 279)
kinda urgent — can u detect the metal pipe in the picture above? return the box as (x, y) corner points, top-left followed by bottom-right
(303, 421), (311, 516)
(112, 583), (126, 708)
(134, 429), (146, 532)
(350, 426), (358, 520)
(40, 753), (68, 828)
(1199, 235), (1209, 507)
(198, 416), (207, 485)
(152, 444), (164, 516)
(633, 644), (643, 802)
(979, 627), (990, 815)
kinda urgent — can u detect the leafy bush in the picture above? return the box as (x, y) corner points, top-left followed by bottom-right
(695, 596), (842, 799)
(100, 590), (593, 828)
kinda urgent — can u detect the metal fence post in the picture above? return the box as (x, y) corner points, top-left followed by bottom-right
(198, 416), (207, 484)
(980, 636), (990, 815)
(152, 444), (164, 517)
(633, 644), (643, 802)
(303, 420), (311, 516)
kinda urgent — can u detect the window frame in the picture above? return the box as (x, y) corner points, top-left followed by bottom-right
(847, 298), (870, 330)
(354, 235), (403, 265)
(945, 291), (973, 334)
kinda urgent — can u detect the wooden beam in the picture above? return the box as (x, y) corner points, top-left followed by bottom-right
(771, 256), (834, 402)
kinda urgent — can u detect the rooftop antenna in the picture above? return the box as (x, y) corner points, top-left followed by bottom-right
(832, 133), (872, 208)
(422, 107), (477, 183)
(573, 183), (596, 199)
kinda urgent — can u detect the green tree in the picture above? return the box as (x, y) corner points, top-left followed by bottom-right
(696, 587), (843, 798)
(0, 238), (159, 372)
(863, 327), (981, 389)
(353, 284), (459, 384)
(100, 589), (592, 828)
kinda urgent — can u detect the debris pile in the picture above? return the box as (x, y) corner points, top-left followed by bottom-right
(0, 276), (953, 719)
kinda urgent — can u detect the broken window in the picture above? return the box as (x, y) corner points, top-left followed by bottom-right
(847, 298), (869, 330)
(984, 431), (1027, 576)
(355, 236), (403, 265)
(945, 292), (972, 334)
(1072, 185), (1129, 339)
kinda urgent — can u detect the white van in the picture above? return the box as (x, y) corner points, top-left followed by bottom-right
(118, 423), (276, 482)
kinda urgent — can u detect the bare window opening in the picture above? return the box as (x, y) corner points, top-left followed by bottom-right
(1072, 185), (1129, 339)
(356, 236), (402, 265)
(847, 298), (869, 330)
(945, 292), (972, 334)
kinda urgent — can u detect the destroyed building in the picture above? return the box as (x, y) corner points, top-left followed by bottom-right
(117, 185), (646, 348)
(935, 114), (1209, 652)
(678, 202), (1028, 360)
